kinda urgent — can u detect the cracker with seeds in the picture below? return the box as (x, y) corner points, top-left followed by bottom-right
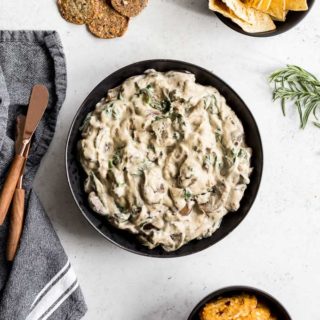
(88, 0), (129, 39)
(58, 0), (98, 24)
(111, 0), (148, 17)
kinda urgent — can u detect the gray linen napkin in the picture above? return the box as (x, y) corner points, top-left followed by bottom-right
(0, 31), (87, 320)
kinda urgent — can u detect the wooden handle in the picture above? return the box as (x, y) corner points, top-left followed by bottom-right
(6, 188), (25, 261)
(0, 155), (25, 224)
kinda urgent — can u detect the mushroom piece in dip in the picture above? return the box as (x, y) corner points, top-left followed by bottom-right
(78, 70), (252, 252)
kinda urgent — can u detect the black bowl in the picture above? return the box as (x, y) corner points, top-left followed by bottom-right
(66, 59), (263, 257)
(188, 286), (291, 319)
(216, 0), (314, 37)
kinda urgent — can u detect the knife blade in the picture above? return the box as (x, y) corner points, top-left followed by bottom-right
(0, 85), (49, 224)
(22, 85), (50, 145)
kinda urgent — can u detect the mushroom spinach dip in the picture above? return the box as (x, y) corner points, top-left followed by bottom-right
(78, 70), (252, 252)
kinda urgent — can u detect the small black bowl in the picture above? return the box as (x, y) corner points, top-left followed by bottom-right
(216, 0), (314, 37)
(188, 286), (291, 319)
(66, 59), (263, 257)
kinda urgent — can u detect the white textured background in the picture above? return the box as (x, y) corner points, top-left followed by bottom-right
(1, 0), (320, 319)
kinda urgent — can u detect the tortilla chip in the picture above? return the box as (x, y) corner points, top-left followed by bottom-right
(285, 0), (308, 11)
(244, 0), (272, 12)
(245, 0), (288, 21)
(209, 0), (276, 33)
(223, 0), (276, 30)
(267, 0), (286, 21)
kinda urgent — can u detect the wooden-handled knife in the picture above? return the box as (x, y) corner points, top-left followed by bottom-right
(0, 85), (49, 224)
(6, 115), (30, 261)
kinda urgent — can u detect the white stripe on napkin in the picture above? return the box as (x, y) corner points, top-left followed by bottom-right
(30, 260), (70, 310)
(38, 280), (79, 320)
(26, 262), (78, 320)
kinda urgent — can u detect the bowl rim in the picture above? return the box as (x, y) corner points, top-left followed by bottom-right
(65, 59), (264, 258)
(187, 285), (292, 319)
(215, 0), (315, 38)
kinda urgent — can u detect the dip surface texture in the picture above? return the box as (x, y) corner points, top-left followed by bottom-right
(79, 70), (252, 251)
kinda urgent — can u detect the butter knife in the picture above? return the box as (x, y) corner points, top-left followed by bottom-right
(0, 85), (49, 224)
(6, 115), (30, 261)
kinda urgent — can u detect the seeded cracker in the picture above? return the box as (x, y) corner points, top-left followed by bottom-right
(58, 0), (98, 24)
(88, 0), (129, 39)
(111, 0), (148, 17)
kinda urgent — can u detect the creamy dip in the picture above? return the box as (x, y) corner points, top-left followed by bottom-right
(78, 70), (252, 252)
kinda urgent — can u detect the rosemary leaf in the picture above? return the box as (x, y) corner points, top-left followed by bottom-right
(269, 65), (320, 129)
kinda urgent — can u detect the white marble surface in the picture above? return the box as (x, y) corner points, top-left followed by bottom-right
(1, 1), (320, 319)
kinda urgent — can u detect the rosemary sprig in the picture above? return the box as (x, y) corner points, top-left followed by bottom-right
(269, 65), (320, 129)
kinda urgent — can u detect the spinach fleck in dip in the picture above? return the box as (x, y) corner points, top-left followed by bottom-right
(78, 70), (252, 252)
